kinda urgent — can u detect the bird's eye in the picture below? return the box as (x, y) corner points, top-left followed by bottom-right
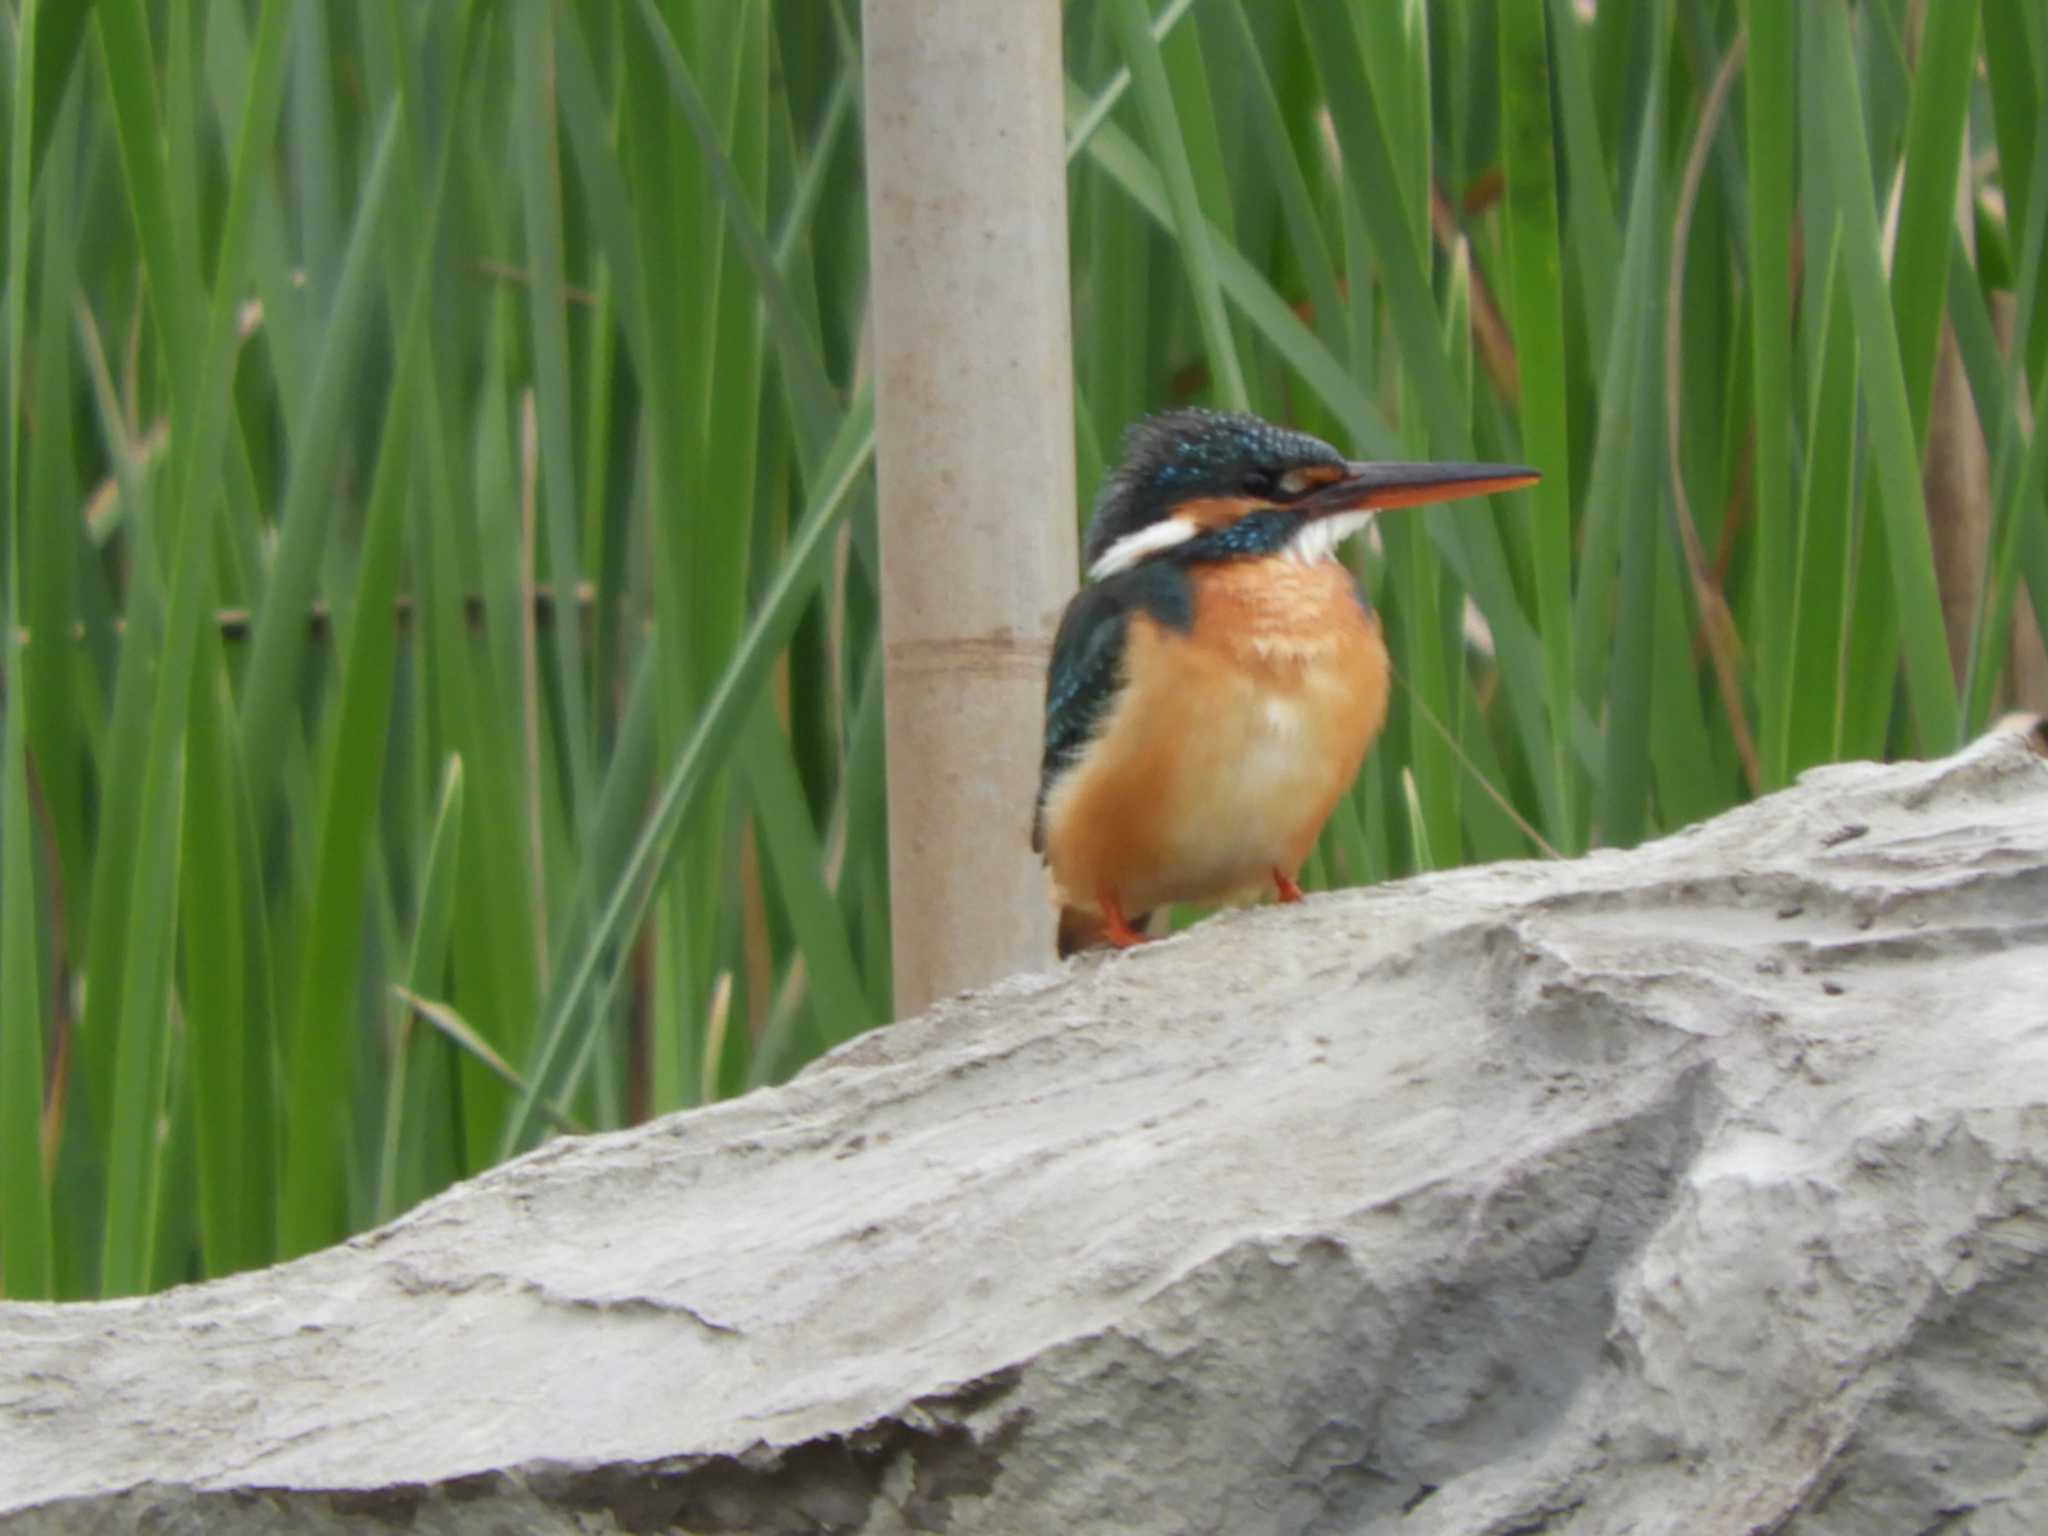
(1240, 468), (1277, 498)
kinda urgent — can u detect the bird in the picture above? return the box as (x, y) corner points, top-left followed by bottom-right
(1032, 409), (1538, 957)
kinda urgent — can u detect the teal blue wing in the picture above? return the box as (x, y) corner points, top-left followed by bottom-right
(1033, 583), (1134, 854)
(1032, 564), (1193, 853)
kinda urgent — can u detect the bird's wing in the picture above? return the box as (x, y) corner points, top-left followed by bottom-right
(1032, 581), (1136, 854)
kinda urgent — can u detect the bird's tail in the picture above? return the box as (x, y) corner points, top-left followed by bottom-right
(1057, 904), (1153, 958)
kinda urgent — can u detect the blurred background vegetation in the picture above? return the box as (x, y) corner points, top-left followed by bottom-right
(1, 0), (2040, 1298)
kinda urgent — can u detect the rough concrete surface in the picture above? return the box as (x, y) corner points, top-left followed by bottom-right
(4, 730), (2047, 1535)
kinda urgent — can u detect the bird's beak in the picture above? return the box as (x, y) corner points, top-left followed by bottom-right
(1297, 461), (1540, 518)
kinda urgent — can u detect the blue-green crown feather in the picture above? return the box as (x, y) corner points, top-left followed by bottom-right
(1081, 409), (1345, 571)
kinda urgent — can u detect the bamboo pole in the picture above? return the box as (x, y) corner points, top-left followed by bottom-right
(863, 0), (1075, 1014)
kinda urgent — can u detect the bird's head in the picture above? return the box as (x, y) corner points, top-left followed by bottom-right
(1082, 409), (1538, 580)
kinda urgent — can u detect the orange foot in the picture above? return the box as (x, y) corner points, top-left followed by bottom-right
(1272, 868), (1305, 904)
(1100, 889), (1147, 949)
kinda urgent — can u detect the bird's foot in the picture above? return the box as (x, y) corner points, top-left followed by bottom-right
(1100, 891), (1148, 949)
(1272, 868), (1305, 904)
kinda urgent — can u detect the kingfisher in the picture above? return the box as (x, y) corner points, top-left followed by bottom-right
(1033, 409), (1538, 956)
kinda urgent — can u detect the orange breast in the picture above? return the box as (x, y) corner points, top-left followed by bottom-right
(1041, 559), (1390, 916)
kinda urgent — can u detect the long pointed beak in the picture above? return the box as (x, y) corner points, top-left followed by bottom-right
(1298, 461), (1540, 517)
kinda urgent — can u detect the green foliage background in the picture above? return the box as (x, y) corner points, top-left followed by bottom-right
(0, 0), (2040, 1297)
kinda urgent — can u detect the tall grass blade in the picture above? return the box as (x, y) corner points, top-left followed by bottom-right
(515, 2), (597, 835)
(1499, 0), (1580, 847)
(279, 108), (450, 1259)
(98, 0), (295, 1297)
(1, 0), (55, 1302)
(1742, 0), (1799, 787)
(235, 103), (405, 817)
(1810, 1), (1959, 752)
(1110, 0), (1248, 410)
(376, 756), (465, 1224)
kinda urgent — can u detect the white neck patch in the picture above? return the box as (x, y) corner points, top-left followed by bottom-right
(1283, 510), (1373, 565)
(1088, 515), (1199, 579)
